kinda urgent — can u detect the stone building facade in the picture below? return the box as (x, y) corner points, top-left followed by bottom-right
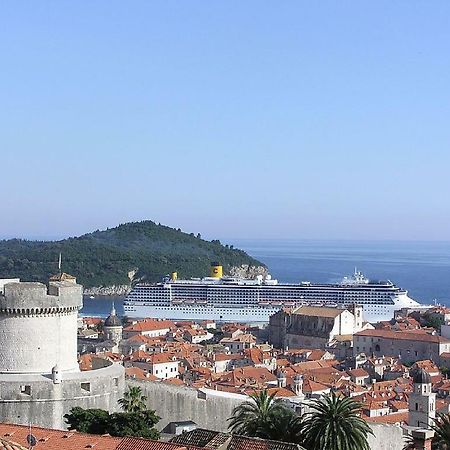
(353, 329), (450, 364)
(269, 305), (363, 350)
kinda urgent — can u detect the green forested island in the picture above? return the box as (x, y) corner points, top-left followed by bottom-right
(0, 221), (265, 289)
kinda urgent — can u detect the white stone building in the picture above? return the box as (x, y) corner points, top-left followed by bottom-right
(146, 354), (179, 379)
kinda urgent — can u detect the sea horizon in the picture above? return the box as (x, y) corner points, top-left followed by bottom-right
(81, 238), (450, 317)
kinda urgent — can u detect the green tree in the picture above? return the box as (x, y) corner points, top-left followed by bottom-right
(425, 315), (444, 330)
(432, 413), (450, 449)
(64, 405), (160, 439)
(108, 410), (160, 439)
(228, 390), (304, 445)
(302, 392), (373, 450)
(118, 386), (147, 413)
(64, 407), (110, 434)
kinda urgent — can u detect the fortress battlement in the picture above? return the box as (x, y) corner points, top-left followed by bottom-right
(0, 281), (82, 314)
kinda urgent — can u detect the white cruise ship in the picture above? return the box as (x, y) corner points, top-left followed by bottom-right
(123, 263), (426, 323)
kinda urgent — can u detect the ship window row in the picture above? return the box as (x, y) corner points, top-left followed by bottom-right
(135, 289), (394, 299)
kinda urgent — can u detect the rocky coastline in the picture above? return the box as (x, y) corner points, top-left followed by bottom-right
(82, 264), (268, 296)
(228, 264), (269, 279)
(83, 284), (131, 296)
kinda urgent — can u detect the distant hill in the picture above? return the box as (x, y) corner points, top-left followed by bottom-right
(0, 221), (266, 289)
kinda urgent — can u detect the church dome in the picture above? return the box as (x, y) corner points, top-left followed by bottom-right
(105, 314), (122, 327)
(104, 303), (122, 327)
(411, 368), (432, 384)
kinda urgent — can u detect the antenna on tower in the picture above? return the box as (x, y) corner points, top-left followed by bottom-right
(58, 252), (62, 277)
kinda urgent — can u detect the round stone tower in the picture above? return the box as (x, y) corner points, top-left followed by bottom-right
(103, 302), (123, 344)
(0, 279), (82, 374)
(0, 276), (125, 430)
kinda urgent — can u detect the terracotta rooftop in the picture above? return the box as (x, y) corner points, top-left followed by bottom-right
(0, 439), (27, 450)
(0, 423), (122, 450)
(116, 437), (191, 450)
(49, 272), (76, 282)
(306, 350), (328, 361)
(125, 367), (159, 381)
(355, 329), (450, 343)
(170, 429), (303, 450)
(365, 412), (408, 425)
(124, 320), (175, 333)
(171, 429), (229, 448)
(0, 423), (193, 450)
(228, 435), (303, 450)
(213, 353), (243, 362)
(347, 368), (369, 378)
(292, 306), (344, 318)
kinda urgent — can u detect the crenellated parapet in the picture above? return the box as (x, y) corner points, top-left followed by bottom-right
(0, 281), (82, 312)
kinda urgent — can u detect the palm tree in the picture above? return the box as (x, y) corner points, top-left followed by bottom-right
(228, 390), (304, 445)
(118, 386), (147, 413)
(302, 391), (374, 450)
(432, 413), (450, 449)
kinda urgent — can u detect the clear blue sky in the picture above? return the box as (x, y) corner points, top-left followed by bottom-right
(1, 2), (449, 241)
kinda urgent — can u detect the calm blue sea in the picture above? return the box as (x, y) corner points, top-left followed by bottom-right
(81, 240), (450, 317)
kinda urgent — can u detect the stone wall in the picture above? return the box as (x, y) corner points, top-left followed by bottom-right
(0, 362), (125, 429)
(127, 379), (245, 432)
(128, 379), (406, 450)
(368, 424), (405, 450)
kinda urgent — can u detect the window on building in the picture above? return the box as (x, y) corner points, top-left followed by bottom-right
(20, 385), (31, 395)
(81, 382), (91, 392)
(415, 403), (418, 411)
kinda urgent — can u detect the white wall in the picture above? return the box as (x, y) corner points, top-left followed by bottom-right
(0, 312), (79, 374)
(151, 361), (179, 379)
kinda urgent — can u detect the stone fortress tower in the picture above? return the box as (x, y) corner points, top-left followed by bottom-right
(0, 278), (81, 374)
(0, 275), (125, 429)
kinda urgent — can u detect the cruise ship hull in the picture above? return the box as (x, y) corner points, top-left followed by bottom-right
(123, 304), (281, 322)
(123, 294), (423, 323)
(123, 270), (427, 324)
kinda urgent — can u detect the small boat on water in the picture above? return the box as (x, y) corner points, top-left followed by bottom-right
(89, 295), (95, 299)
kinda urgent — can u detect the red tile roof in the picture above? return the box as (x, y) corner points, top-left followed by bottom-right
(365, 412), (408, 425)
(347, 368), (369, 378)
(125, 367), (159, 381)
(0, 439), (28, 450)
(0, 423), (122, 450)
(0, 424), (196, 450)
(116, 437), (190, 450)
(355, 329), (449, 343)
(124, 320), (175, 333)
